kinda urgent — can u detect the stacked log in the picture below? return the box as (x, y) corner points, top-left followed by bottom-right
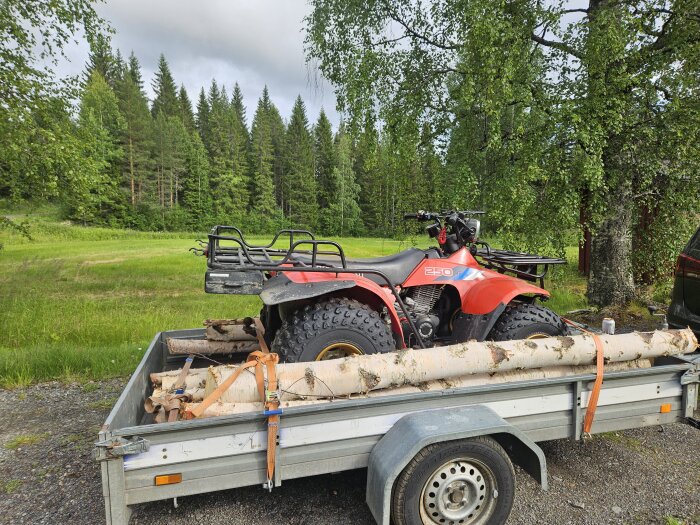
(184, 359), (652, 418)
(165, 318), (261, 355)
(146, 329), (698, 419)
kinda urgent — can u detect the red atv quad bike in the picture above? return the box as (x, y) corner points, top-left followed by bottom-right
(197, 211), (568, 362)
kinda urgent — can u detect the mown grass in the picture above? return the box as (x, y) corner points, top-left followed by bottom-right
(0, 216), (414, 387)
(1, 212), (588, 387)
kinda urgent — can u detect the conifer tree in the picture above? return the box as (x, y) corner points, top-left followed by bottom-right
(249, 90), (281, 231)
(153, 112), (189, 210)
(231, 83), (248, 137)
(127, 52), (144, 89)
(84, 33), (117, 87)
(195, 87), (211, 150)
(151, 54), (179, 118)
(207, 82), (249, 222)
(115, 57), (153, 207)
(181, 132), (212, 228)
(313, 109), (335, 209)
(284, 96), (318, 229)
(70, 71), (125, 223)
(228, 83), (250, 210)
(178, 85), (195, 131)
(353, 111), (381, 233)
(113, 49), (126, 82)
(324, 128), (362, 236)
(266, 92), (287, 210)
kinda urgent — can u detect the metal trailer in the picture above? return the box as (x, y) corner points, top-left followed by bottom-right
(95, 329), (700, 525)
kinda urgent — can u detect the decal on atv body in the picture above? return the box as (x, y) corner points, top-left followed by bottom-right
(428, 265), (484, 282)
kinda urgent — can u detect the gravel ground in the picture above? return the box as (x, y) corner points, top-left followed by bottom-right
(0, 378), (698, 525)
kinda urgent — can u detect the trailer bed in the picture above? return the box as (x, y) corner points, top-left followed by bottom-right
(96, 329), (699, 525)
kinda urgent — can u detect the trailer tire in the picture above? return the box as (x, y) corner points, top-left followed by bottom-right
(489, 303), (566, 341)
(271, 297), (394, 363)
(391, 436), (515, 525)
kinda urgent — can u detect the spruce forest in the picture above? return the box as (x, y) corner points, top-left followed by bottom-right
(1, 37), (445, 239)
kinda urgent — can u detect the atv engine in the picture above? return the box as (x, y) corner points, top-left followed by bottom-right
(401, 285), (443, 344)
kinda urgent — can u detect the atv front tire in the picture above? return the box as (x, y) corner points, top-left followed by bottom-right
(271, 298), (395, 363)
(489, 303), (566, 341)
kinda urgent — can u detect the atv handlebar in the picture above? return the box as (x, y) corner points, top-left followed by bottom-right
(403, 210), (485, 221)
(404, 210), (485, 254)
(403, 211), (439, 221)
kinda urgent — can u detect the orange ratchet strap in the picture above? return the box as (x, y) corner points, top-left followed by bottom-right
(187, 351), (281, 490)
(563, 319), (605, 435)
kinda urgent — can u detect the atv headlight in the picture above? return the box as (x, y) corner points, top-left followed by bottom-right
(464, 218), (480, 241)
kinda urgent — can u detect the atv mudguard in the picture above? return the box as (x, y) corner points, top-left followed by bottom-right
(458, 271), (550, 315)
(260, 273), (404, 339)
(444, 272), (550, 341)
(260, 274), (356, 305)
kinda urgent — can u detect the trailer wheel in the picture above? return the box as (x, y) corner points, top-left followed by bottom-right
(271, 297), (395, 363)
(391, 436), (515, 525)
(489, 303), (566, 341)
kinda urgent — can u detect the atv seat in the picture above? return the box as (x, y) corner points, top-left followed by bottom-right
(295, 248), (439, 286)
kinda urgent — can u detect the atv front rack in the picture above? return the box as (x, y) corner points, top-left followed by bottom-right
(196, 226), (427, 349)
(475, 245), (566, 288)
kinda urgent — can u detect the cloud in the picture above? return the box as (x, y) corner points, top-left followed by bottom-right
(58, 0), (339, 127)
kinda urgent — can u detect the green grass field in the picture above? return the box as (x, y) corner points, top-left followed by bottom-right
(0, 213), (587, 387)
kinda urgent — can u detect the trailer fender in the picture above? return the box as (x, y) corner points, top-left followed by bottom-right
(366, 405), (548, 525)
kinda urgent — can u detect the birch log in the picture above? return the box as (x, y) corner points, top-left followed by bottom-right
(200, 329), (697, 403)
(204, 319), (257, 342)
(151, 367), (209, 387)
(186, 358), (651, 414)
(166, 338), (259, 355)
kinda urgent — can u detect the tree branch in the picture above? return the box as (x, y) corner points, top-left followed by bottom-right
(530, 33), (582, 59)
(384, 4), (461, 51)
(371, 34), (410, 47)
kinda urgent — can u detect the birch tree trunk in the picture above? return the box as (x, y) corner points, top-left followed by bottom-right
(587, 180), (636, 306)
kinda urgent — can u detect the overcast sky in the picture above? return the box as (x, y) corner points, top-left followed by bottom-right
(59, 0), (339, 128)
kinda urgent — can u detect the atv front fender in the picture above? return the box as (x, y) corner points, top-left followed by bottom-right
(261, 273), (404, 341)
(459, 272), (550, 315)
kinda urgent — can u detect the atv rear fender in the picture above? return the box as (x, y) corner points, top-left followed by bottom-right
(261, 273), (404, 341)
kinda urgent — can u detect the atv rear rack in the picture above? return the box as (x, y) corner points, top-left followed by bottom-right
(475, 245), (566, 288)
(203, 225), (349, 270)
(197, 226), (427, 349)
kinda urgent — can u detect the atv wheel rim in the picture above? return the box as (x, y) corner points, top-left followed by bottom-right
(526, 332), (550, 340)
(316, 342), (364, 361)
(420, 458), (497, 525)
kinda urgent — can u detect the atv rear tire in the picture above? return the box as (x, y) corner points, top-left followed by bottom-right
(271, 297), (395, 363)
(489, 303), (566, 341)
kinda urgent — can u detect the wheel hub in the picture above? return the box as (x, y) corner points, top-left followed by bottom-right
(422, 460), (491, 524)
(315, 342), (363, 361)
